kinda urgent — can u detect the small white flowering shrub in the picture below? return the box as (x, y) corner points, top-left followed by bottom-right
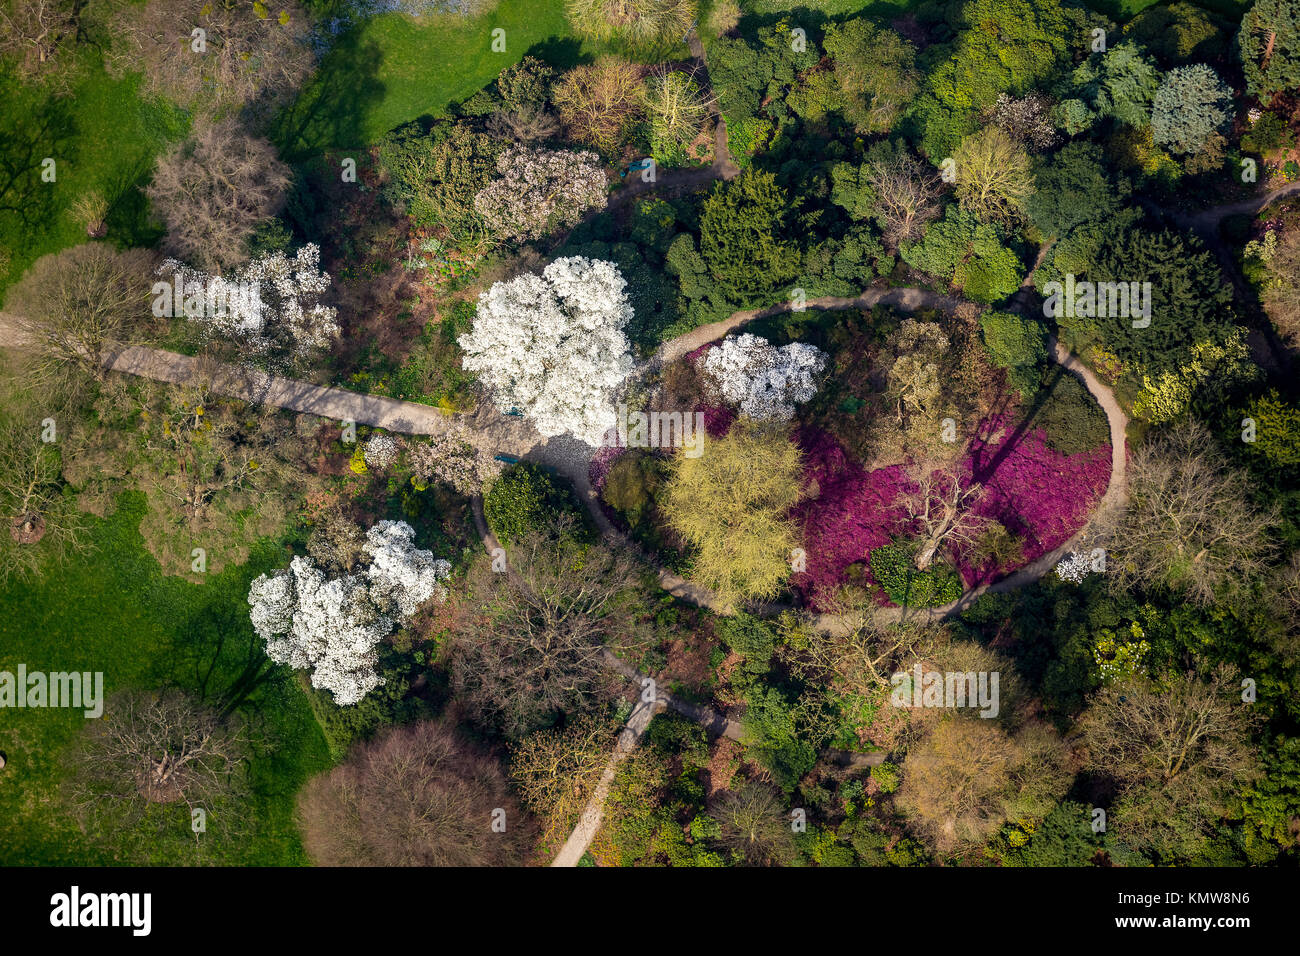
(701, 333), (827, 421)
(473, 147), (607, 241)
(363, 433), (401, 470)
(1054, 551), (1094, 584)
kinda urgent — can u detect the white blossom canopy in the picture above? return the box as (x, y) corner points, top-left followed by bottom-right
(701, 333), (827, 421)
(458, 256), (635, 446)
(247, 520), (451, 705)
(158, 243), (339, 360)
(473, 147), (607, 241)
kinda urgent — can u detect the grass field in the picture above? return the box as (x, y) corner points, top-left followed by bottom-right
(0, 494), (330, 866)
(275, 0), (688, 157)
(0, 52), (188, 301)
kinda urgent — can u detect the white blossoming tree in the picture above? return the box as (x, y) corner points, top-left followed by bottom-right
(1054, 551), (1095, 584)
(363, 433), (401, 470)
(248, 520), (451, 705)
(701, 333), (827, 421)
(408, 423), (503, 495)
(473, 147), (608, 241)
(159, 243), (340, 363)
(362, 520), (451, 617)
(458, 256), (634, 445)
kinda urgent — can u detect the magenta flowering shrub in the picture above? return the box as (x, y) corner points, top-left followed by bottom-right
(791, 427), (917, 607)
(957, 416), (1111, 584)
(791, 419), (1112, 607)
(589, 443), (626, 493)
(700, 404), (735, 438)
(684, 341), (715, 365)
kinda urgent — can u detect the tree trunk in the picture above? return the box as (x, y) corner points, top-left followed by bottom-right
(914, 533), (944, 570)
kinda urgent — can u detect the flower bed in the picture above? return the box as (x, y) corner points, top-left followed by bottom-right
(957, 415), (1111, 585)
(792, 420), (1111, 608)
(790, 426), (916, 607)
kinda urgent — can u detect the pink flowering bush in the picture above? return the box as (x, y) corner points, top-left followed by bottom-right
(957, 416), (1110, 583)
(791, 419), (1111, 607)
(589, 443), (626, 493)
(700, 404), (735, 438)
(791, 427), (917, 607)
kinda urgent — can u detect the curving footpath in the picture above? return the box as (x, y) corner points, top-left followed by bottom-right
(0, 270), (1131, 871)
(2, 33), (1285, 867)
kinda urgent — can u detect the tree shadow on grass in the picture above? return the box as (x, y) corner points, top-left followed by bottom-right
(524, 35), (586, 71)
(271, 35), (387, 161)
(0, 87), (76, 233)
(103, 153), (165, 250)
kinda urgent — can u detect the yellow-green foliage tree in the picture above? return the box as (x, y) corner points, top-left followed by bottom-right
(661, 421), (804, 610)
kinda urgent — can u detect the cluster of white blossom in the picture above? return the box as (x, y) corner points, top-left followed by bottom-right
(251, 244), (340, 355)
(1054, 551), (1095, 584)
(247, 520), (451, 705)
(458, 256), (634, 446)
(158, 243), (339, 360)
(702, 333), (827, 421)
(473, 147), (607, 241)
(363, 433), (401, 469)
(362, 520), (451, 616)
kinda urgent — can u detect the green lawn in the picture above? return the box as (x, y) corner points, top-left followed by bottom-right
(274, 0), (685, 157)
(0, 493), (330, 865)
(0, 52), (188, 301)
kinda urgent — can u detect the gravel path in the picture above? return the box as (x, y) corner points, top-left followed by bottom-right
(2, 68), (1284, 870)
(0, 287), (1131, 632)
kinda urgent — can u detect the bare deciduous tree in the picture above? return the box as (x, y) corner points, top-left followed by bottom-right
(64, 690), (248, 835)
(900, 467), (988, 571)
(1267, 551), (1300, 658)
(7, 243), (155, 390)
(866, 149), (943, 250)
(486, 106), (561, 143)
(1263, 226), (1300, 348)
(296, 720), (532, 866)
(61, 369), (311, 576)
(643, 67), (713, 156)
(509, 711), (619, 844)
(1078, 667), (1260, 860)
(897, 718), (1069, 851)
(1109, 420), (1277, 605)
(446, 517), (649, 737)
(779, 606), (944, 700)
(102, 0), (314, 118)
(306, 506), (367, 576)
(0, 368), (89, 582)
(710, 779), (798, 866)
(146, 120), (291, 274)
(0, 0), (81, 90)
(552, 56), (645, 154)
(565, 0), (697, 45)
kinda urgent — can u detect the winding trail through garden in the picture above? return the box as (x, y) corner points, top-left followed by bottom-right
(0, 280), (1117, 864)
(15, 93), (1296, 867)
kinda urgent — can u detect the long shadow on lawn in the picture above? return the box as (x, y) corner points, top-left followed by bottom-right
(103, 153), (165, 250)
(0, 88), (75, 231)
(524, 35), (585, 70)
(272, 35), (387, 160)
